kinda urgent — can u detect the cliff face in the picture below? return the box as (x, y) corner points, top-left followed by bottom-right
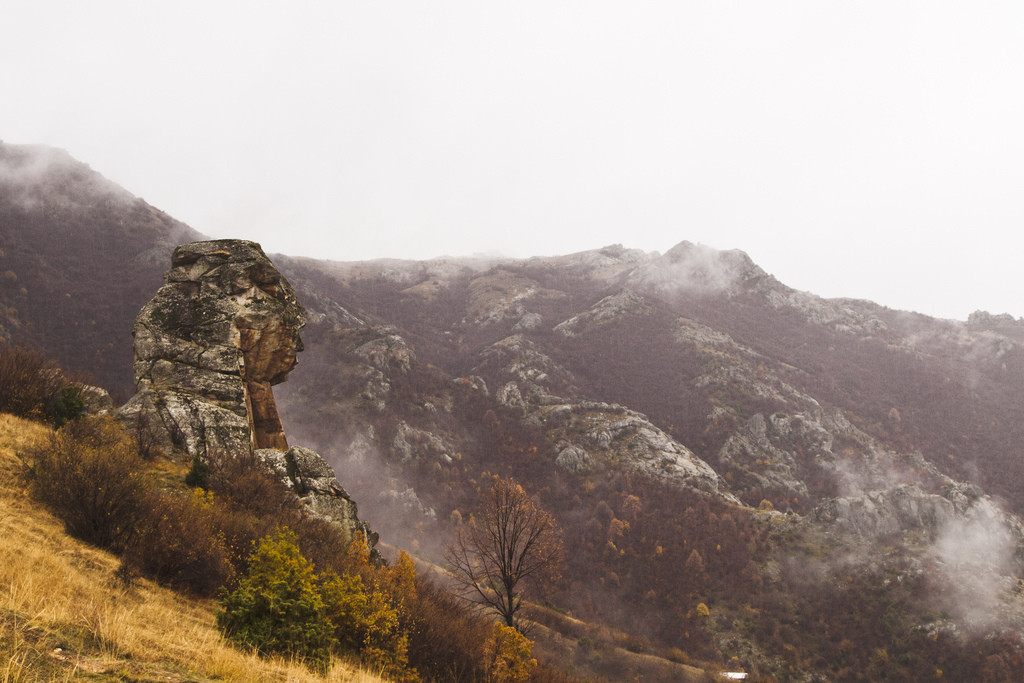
(274, 243), (1024, 518)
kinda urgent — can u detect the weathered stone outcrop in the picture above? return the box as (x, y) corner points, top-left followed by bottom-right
(118, 239), (375, 545)
(255, 446), (377, 546)
(537, 399), (739, 502)
(814, 484), (958, 537)
(119, 239), (306, 457)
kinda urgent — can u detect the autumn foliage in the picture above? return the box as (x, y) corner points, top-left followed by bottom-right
(445, 476), (563, 631)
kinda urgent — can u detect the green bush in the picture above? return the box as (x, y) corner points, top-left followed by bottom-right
(216, 529), (333, 670)
(27, 415), (150, 551)
(46, 385), (85, 427)
(184, 453), (210, 488)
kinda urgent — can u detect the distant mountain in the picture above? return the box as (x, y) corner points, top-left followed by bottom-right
(0, 141), (204, 397)
(5, 141), (1024, 681)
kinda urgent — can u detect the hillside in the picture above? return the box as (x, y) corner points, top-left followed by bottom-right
(0, 412), (387, 683)
(0, 142), (204, 398)
(3, 141), (1024, 681)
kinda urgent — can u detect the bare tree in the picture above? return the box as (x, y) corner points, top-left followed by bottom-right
(444, 476), (563, 631)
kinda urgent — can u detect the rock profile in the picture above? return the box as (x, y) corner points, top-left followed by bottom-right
(119, 239), (374, 543)
(119, 239), (305, 456)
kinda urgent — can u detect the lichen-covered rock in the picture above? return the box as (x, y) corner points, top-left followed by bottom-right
(253, 448), (293, 489)
(353, 331), (413, 374)
(118, 239), (376, 547)
(538, 400), (738, 503)
(286, 445), (375, 543)
(392, 420), (452, 463)
(554, 290), (652, 338)
(119, 390), (251, 457)
(814, 484), (958, 537)
(120, 239), (306, 457)
(496, 381), (527, 411)
(475, 335), (578, 399)
(76, 383), (113, 415)
(555, 444), (593, 472)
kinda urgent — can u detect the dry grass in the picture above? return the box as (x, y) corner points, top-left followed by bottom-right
(0, 413), (388, 683)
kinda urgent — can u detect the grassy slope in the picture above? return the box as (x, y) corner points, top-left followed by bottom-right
(0, 413), (386, 683)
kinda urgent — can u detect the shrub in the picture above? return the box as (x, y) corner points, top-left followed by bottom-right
(216, 529), (333, 670)
(320, 544), (418, 682)
(207, 504), (278, 577)
(406, 576), (491, 683)
(26, 415), (150, 551)
(0, 344), (66, 421)
(291, 514), (352, 577)
(123, 488), (234, 596)
(320, 570), (369, 654)
(207, 449), (298, 518)
(46, 385), (85, 427)
(184, 453), (210, 488)
(362, 587), (416, 681)
(481, 623), (536, 683)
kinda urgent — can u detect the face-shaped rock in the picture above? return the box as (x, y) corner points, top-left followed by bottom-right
(128, 239), (307, 453)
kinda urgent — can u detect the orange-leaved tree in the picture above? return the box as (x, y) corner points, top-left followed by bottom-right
(444, 476), (562, 631)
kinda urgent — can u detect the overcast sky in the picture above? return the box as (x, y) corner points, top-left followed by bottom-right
(3, 1), (1022, 320)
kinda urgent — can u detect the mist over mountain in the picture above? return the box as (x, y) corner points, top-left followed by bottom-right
(4, 141), (1024, 681)
(0, 141), (204, 398)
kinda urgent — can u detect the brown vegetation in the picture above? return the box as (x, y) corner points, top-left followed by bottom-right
(0, 412), (389, 682)
(445, 477), (564, 631)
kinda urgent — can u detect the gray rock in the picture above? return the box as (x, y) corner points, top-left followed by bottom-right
(254, 448), (293, 489)
(392, 420), (452, 463)
(513, 312), (543, 331)
(537, 401), (739, 503)
(814, 484), (957, 537)
(555, 444), (593, 472)
(76, 383), (113, 415)
(353, 333), (413, 374)
(117, 239), (376, 548)
(287, 444), (337, 481)
(497, 381), (526, 410)
(119, 239), (306, 458)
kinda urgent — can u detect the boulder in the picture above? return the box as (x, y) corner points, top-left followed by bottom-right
(555, 444), (593, 472)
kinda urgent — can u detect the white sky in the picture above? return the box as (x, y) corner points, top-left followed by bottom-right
(3, 1), (1022, 320)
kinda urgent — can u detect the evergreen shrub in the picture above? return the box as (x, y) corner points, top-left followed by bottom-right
(216, 529), (333, 670)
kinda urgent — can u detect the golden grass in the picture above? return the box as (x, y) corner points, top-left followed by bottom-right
(0, 413), (388, 683)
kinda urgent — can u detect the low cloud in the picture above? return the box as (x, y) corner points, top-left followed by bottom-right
(930, 498), (1021, 632)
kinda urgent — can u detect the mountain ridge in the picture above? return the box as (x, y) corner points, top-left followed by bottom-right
(5, 140), (1024, 681)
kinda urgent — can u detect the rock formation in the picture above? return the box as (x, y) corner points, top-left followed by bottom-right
(119, 239), (374, 544)
(119, 239), (305, 457)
